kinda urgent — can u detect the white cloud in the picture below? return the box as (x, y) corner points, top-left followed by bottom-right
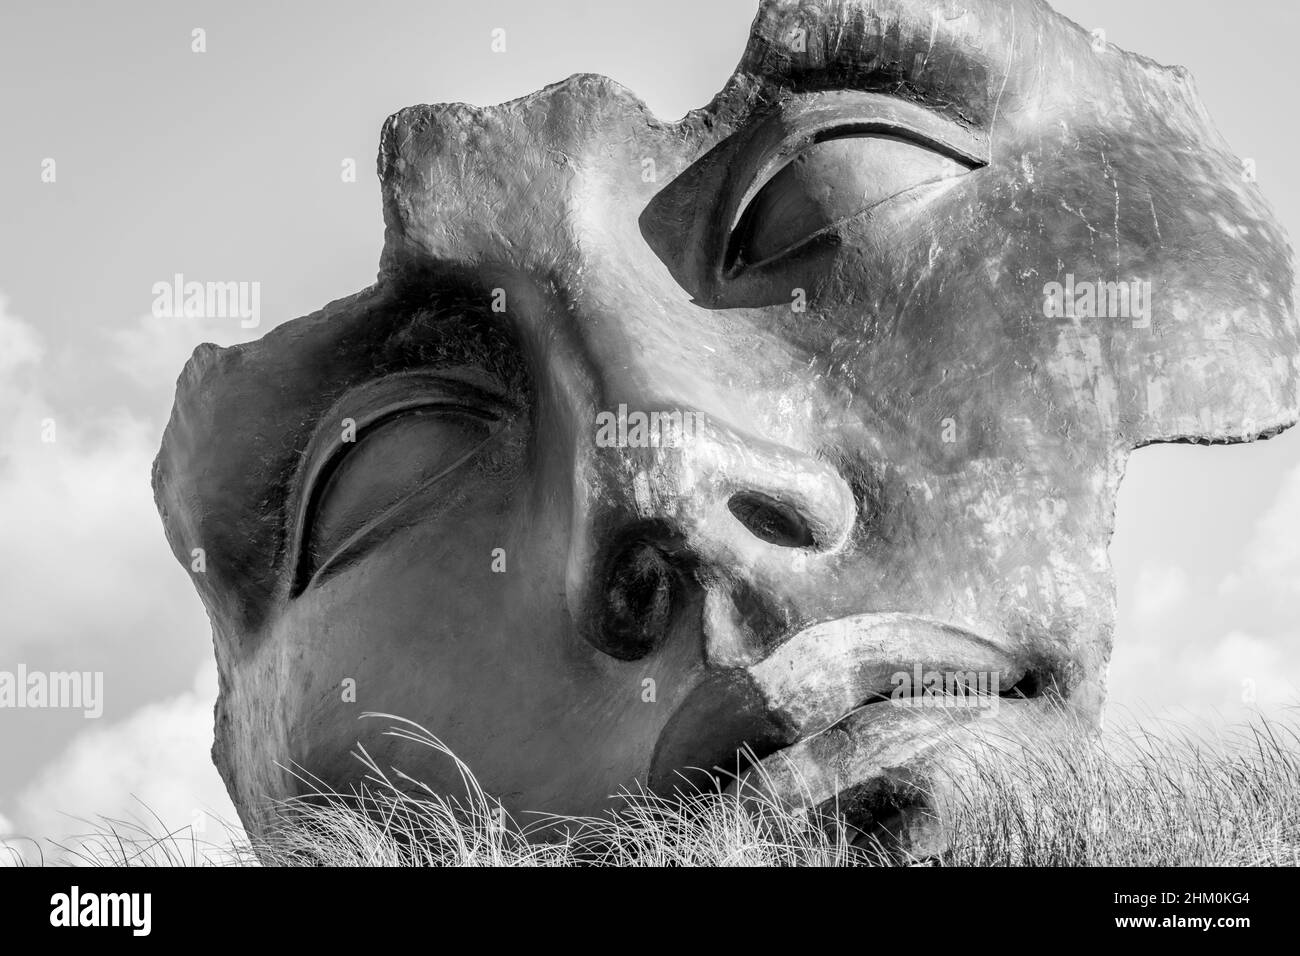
(0, 408), (183, 651)
(1131, 563), (1190, 626)
(0, 295), (47, 447)
(5, 661), (242, 864)
(103, 311), (255, 407)
(1223, 464), (1300, 602)
(1111, 547), (1300, 721)
(0, 295), (230, 857)
(1109, 449), (1300, 724)
(0, 297), (43, 375)
(0, 302), (210, 660)
(1108, 622), (1300, 719)
(1207, 631), (1299, 709)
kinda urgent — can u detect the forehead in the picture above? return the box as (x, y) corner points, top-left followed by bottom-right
(380, 0), (1027, 274)
(154, 0), (1299, 633)
(372, 0), (1262, 411)
(377, 0), (1289, 407)
(375, 0), (1194, 263)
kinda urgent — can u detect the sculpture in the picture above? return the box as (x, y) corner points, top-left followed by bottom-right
(153, 0), (1300, 849)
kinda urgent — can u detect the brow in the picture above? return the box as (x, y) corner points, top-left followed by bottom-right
(736, 3), (1014, 129)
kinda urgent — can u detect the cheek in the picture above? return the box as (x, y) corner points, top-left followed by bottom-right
(268, 474), (676, 808)
(288, 483), (570, 706)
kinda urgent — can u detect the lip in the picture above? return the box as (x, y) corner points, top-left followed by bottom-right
(648, 612), (1061, 849)
(745, 612), (1033, 737)
(728, 693), (1062, 857)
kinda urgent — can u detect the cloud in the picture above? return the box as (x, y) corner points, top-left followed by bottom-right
(4, 661), (241, 864)
(1108, 619), (1300, 719)
(1130, 563), (1190, 626)
(0, 408), (181, 651)
(1109, 474), (1300, 720)
(0, 296), (233, 843)
(102, 310), (255, 416)
(1222, 463), (1300, 603)
(0, 302), (209, 660)
(1207, 631), (1298, 708)
(0, 295), (46, 444)
(0, 298), (43, 374)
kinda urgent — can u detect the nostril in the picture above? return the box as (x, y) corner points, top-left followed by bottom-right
(727, 491), (816, 549)
(594, 535), (681, 661)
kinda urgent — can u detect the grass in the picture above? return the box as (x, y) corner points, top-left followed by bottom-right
(5, 709), (1299, 867)
(933, 709), (1300, 866)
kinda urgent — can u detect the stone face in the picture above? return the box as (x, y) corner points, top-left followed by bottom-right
(154, 0), (1299, 842)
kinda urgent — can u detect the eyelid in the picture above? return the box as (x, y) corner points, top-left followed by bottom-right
(715, 93), (989, 278)
(286, 372), (510, 595)
(730, 123), (985, 238)
(727, 133), (976, 272)
(296, 407), (498, 591)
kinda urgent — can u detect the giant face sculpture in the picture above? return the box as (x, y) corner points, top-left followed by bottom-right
(155, 0), (1299, 844)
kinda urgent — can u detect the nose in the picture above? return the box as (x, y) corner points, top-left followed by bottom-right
(569, 408), (856, 666)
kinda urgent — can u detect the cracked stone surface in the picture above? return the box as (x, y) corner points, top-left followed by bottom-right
(153, 0), (1299, 843)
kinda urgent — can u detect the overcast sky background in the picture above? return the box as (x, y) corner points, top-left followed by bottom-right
(2, 0), (1298, 855)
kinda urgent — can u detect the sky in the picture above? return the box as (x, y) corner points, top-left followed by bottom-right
(1, 0), (1298, 855)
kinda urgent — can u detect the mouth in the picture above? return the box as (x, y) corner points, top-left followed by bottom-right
(648, 612), (1069, 856)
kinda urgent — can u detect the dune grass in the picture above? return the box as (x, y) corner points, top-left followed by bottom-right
(932, 710), (1300, 866)
(6, 709), (1299, 867)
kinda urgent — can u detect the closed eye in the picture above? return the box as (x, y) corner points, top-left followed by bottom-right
(294, 403), (499, 591)
(726, 131), (980, 272)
